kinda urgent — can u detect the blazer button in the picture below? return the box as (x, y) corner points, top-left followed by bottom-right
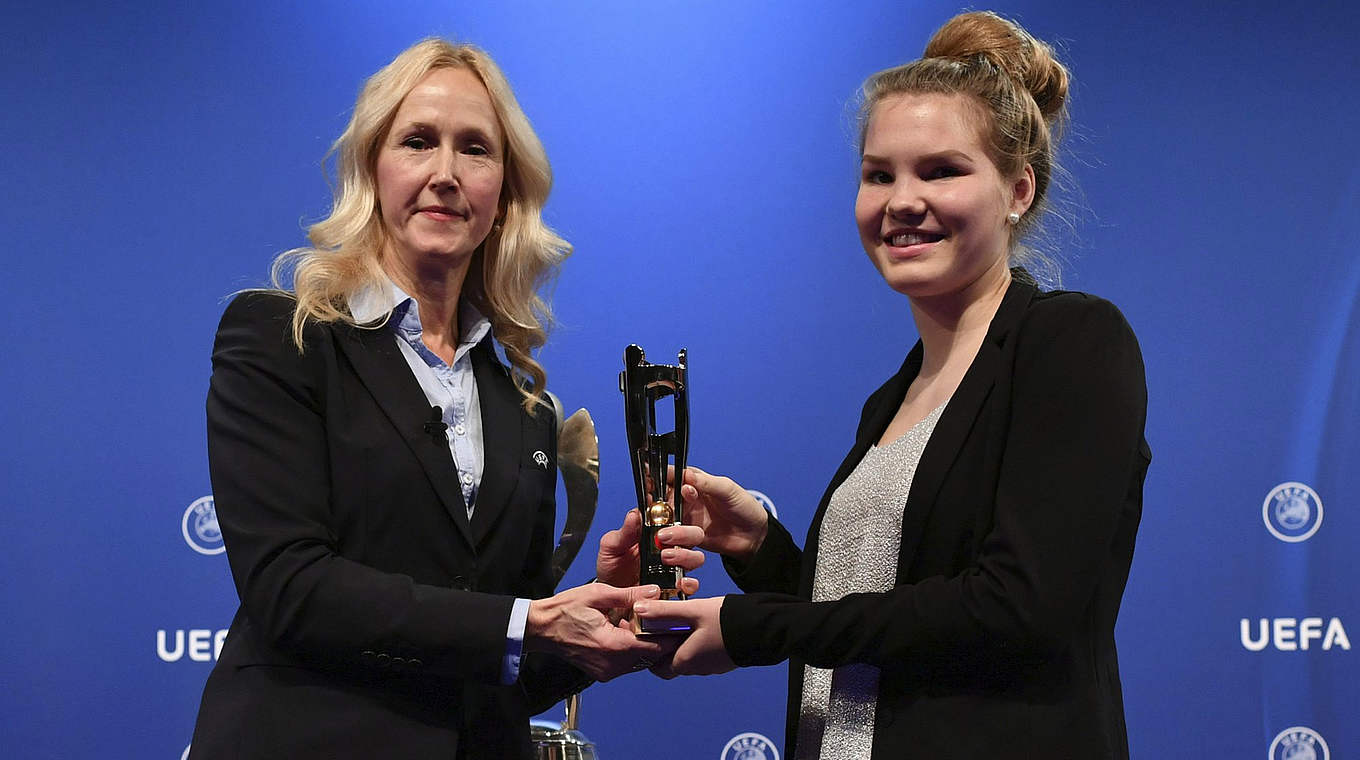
(409, 658), (424, 668)
(376, 653), (391, 668)
(451, 575), (469, 590)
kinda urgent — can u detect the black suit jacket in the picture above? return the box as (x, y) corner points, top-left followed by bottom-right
(189, 292), (585, 760)
(721, 276), (1151, 759)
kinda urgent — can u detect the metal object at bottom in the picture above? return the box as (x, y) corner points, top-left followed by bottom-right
(529, 724), (596, 760)
(532, 694), (598, 760)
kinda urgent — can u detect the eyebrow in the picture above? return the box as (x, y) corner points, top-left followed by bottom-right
(861, 149), (976, 163)
(393, 120), (435, 134)
(393, 121), (500, 144)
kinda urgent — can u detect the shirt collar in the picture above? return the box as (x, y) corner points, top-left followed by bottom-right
(348, 276), (493, 350)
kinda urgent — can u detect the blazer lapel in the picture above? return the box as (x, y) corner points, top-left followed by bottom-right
(800, 344), (923, 594)
(860, 346), (923, 450)
(334, 323), (475, 545)
(468, 338), (523, 546)
(895, 276), (1037, 578)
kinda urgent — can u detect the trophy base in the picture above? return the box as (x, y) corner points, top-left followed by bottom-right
(530, 721), (597, 760)
(632, 587), (692, 636)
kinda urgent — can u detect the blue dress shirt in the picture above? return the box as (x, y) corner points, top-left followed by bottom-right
(349, 278), (532, 685)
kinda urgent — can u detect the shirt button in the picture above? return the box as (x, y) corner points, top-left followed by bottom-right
(462, 473), (474, 485)
(454, 424), (466, 436)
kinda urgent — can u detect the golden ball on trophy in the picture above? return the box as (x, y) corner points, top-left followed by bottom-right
(647, 500), (673, 526)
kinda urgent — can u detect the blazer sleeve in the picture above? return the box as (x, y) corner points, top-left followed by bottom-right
(207, 292), (513, 684)
(721, 295), (1149, 669)
(721, 516), (804, 596)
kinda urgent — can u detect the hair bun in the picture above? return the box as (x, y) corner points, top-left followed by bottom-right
(923, 11), (1069, 121)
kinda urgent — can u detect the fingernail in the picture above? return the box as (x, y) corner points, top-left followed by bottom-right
(634, 602), (650, 615)
(643, 585), (660, 597)
(657, 529), (671, 541)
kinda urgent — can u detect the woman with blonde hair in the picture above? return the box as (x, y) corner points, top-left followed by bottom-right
(638, 11), (1150, 759)
(188, 39), (699, 759)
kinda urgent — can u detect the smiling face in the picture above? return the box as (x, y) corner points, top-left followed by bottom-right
(375, 66), (505, 280)
(855, 92), (1033, 301)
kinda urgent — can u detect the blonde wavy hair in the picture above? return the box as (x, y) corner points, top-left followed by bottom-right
(272, 39), (569, 411)
(857, 11), (1071, 283)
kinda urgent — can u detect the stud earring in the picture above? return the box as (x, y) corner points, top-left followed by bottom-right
(1006, 212), (1021, 226)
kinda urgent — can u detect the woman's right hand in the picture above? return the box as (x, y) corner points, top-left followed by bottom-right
(596, 508), (705, 594)
(524, 583), (671, 682)
(681, 467), (770, 563)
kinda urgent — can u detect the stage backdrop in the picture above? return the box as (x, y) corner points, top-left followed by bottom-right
(3, 1), (1356, 758)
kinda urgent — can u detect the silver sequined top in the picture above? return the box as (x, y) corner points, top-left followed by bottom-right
(795, 402), (948, 760)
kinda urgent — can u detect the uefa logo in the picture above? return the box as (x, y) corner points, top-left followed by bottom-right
(1269, 726), (1329, 760)
(746, 490), (778, 519)
(721, 731), (778, 760)
(182, 495), (225, 555)
(1263, 482), (1323, 543)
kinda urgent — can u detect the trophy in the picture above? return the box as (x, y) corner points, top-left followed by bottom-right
(532, 397), (600, 760)
(531, 692), (594, 760)
(619, 344), (691, 634)
(549, 404), (601, 583)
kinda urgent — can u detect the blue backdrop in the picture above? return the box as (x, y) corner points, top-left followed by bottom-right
(3, 1), (1356, 757)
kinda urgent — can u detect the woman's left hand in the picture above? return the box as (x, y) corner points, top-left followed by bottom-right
(596, 509), (705, 595)
(634, 596), (736, 677)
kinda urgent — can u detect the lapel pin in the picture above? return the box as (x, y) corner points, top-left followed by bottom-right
(532, 451), (549, 469)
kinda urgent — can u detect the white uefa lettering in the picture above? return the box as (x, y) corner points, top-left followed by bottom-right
(189, 629), (213, 661)
(1240, 618), (1350, 651)
(1324, 618), (1351, 650)
(1274, 618), (1297, 651)
(1299, 618), (1323, 650)
(157, 629), (230, 662)
(1240, 619), (1268, 652)
(157, 629), (184, 662)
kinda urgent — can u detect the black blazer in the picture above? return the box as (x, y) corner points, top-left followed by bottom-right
(189, 292), (585, 760)
(721, 275), (1151, 759)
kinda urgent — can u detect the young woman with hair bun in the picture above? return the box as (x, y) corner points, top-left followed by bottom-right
(638, 11), (1149, 759)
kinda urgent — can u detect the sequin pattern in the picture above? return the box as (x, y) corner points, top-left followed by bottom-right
(795, 401), (948, 760)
